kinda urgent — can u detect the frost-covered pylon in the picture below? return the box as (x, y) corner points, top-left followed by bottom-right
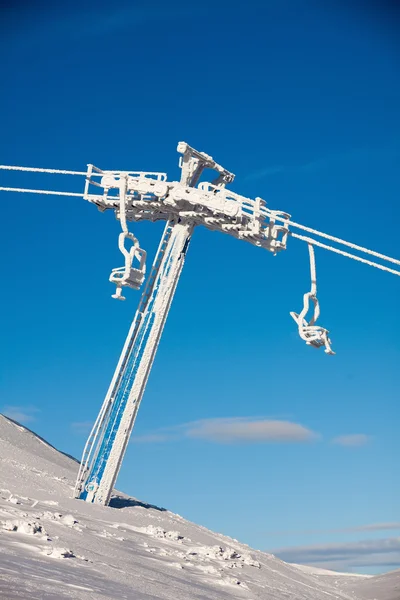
(1, 141), (399, 506)
(75, 142), (291, 505)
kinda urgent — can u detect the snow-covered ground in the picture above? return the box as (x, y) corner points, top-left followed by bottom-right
(0, 414), (397, 599)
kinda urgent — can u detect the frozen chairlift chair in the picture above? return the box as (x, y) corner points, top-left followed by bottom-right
(109, 244), (146, 300)
(107, 173), (147, 300)
(290, 243), (334, 355)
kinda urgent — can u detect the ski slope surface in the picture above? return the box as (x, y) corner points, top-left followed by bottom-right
(0, 414), (397, 600)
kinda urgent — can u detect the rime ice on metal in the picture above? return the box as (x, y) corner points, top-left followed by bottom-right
(74, 143), (290, 505)
(290, 243), (334, 355)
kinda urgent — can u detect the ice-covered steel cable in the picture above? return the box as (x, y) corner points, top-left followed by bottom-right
(291, 232), (400, 277)
(0, 165), (87, 176)
(0, 187), (85, 197)
(267, 210), (400, 268)
(1, 163), (400, 275)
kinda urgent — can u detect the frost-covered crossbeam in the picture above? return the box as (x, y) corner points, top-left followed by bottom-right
(83, 157), (290, 254)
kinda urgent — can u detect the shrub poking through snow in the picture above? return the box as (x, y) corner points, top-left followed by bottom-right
(44, 546), (76, 559)
(186, 545), (260, 568)
(1, 519), (47, 536)
(142, 525), (184, 541)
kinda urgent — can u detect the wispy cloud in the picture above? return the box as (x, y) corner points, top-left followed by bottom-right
(1, 405), (40, 424)
(246, 146), (400, 181)
(273, 537), (400, 572)
(134, 417), (320, 444)
(185, 418), (319, 443)
(332, 434), (371, 447)
(71, 421), (93, 435)
(266, 522), (400, 536)
(347, 523), (400, 533)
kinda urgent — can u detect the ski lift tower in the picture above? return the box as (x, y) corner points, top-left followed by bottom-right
(74, 142), (291, 505)
(1, 141), (399, 507)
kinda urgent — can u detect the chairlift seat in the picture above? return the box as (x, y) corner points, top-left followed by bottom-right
(110, 266), (145, 291)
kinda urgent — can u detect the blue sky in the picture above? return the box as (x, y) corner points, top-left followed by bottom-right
(1, 0), (399, 575)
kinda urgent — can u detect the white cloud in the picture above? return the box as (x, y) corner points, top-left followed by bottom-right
(350, 523), (400, 533)
(133, 417), (320, 444)
(1, 405), (40, 424)
(273, 537), (400, 573)
(332, 434), (371, 447)
(266, 522), (400, 536)
(184, 418), (319, 443)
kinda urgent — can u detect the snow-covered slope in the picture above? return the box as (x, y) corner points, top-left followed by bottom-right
(341, 569), (400, 600)
(0, 414), (386, 599)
